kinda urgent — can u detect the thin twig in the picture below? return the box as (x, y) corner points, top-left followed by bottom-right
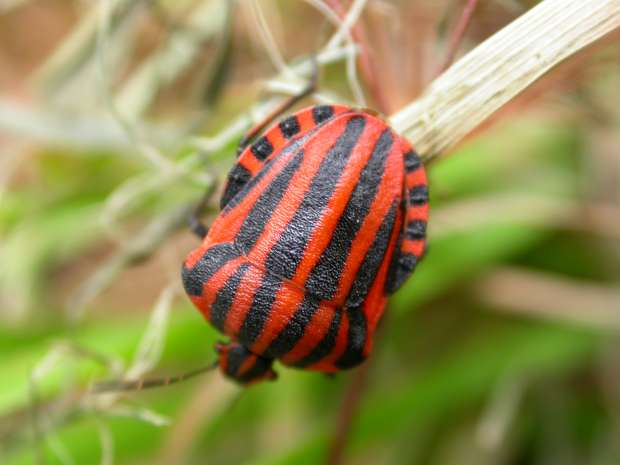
(94, 418), (114, 465)
(125, 284), (177, 379)
(32, 0), (148, 95)
(115, 0), (230, 118)
(0, 99), (176, 151)
(303, 0), (367, 106)
(476, 374), (525, 454)
(157, 374), (241, 465)
(391, 0), (620, 161)
(66, 203), (203, 320)
(28, 377), (46, 465)
(325, 0), (390, 112)
(250, 0), (296, 79)
(96, 0), (173, 171)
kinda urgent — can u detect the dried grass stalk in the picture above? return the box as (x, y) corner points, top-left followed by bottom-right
(390, 0), (620, 161)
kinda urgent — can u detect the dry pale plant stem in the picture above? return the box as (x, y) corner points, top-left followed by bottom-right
(325, 0), (389, 112)
(308, 0), (367, 106)
(115, 0), (229, 118)
(32, 0), (148, 94)
(391, 0), (620, 161)
(475, 268), (620, 329)
(250, 0), (295, 79)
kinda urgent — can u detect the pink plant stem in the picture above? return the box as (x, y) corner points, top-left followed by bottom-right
(437, 0), (479, 75)
(325, 0), (391, 113)
(324, 361), (372, 465)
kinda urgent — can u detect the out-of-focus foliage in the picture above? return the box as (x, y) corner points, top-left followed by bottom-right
(1, 2), (619, 465)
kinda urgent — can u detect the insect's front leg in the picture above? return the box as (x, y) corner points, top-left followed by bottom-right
(188, 181), (217, 239)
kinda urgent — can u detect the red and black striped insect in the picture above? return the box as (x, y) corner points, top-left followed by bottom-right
(182, 104), (428, 384)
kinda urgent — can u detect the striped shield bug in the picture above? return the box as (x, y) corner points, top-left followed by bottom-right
(182, 104), (429, 384)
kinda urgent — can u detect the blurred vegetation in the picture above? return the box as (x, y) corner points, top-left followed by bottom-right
(0, 1), (619, 465)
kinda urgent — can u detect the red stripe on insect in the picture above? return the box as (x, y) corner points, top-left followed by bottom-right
(247, 116), (353, 268)
(406, 204), (429, 222)
(223, 266), (264, 337)
(237, 353), (258, 377)
(240, 154), (264, 175)
(280, 302), (335, 364)
(249, 284), (306, 355)
(292, 117), (384, 286)
(295, 108), (316, 133)
(364, 208), (403, 334)
(209, 149), (296, 242)
(305, 310), (350, 372)
(297, 104), (350, 134)
(184, 246), (207, 270)
(334, 141), (403, 304)
(402, 239), (425, 258)
(267, 126), (286, 153)
(406, 169), (427, 188)
(199, 258), (244, 321)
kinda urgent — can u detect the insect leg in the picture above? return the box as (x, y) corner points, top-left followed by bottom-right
(92, 362), (218, 393)
(188, 180), (217, 239)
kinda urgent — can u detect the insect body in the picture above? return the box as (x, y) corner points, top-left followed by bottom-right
(182, 105), (428, 384)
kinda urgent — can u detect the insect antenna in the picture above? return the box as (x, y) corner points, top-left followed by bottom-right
(92, 362), (218, 393)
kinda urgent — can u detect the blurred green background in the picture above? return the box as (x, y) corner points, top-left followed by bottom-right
(1, 1), (619, 464)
